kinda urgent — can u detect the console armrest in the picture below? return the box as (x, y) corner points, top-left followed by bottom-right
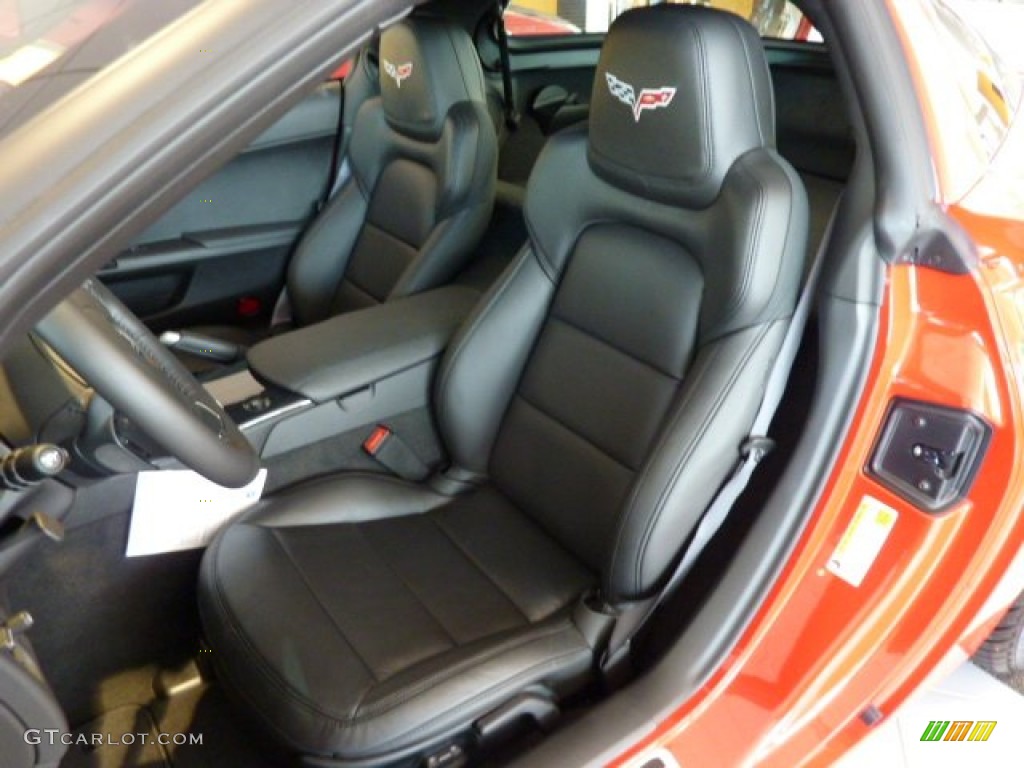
(247, 286), (479, 403)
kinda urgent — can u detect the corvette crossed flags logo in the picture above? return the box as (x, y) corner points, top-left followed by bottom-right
(383, 59), (413, 88)
(606, 72), (676, 122)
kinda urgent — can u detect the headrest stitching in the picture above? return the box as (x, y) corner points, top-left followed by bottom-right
(694, 26), (713, 180)
(733, 17), (767, 146)
(442, 25), (473, 107)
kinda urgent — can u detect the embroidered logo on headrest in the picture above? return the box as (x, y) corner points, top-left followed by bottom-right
(606, 72), (676, 122)
(383, 59), (413, 88)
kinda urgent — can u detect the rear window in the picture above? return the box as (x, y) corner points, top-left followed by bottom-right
(507, 0), (821, 41)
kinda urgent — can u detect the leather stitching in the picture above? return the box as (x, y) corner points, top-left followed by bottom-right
(514, 394), (635, 474)
(435, 249), (539, 460)
(631, 323), (773, 593)
(733, 17), (769, 146)
(438, 104), (471, 216)
(522, 213), (559, 281)
(356, 619), (576, 717)
(268, 529), (382, 685)
(607, 344), (719, 589)
(430, 513), (533, 623)
(760, 159), (797, 319)
(549, 312), (685, 381)
(204, 533), (378, 728)
(443, 25), (475, 107)
(353, 523), (460, 649)
(694, 25), (713, 178)
(715, 157), (766, 331)
(261, 471), (441, 524)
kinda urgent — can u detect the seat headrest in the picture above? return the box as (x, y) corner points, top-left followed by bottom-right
(378, 17), (487, 141)
(588, 6), (775, 208)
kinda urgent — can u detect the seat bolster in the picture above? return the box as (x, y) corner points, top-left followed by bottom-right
(389, 200), (492, 301)
(437, 102), (498, 219)
(387, 102), (496, 302)
(605, 320), (789, 600)
(287, 173), (371, 326)
(243, 472), (449, 528)
(434, 249), (556, 475)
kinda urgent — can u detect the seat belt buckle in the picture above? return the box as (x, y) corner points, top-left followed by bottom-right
(740, 435), (775, 463)
(363, 425), (431, 482)
(363, 425), (392, 456)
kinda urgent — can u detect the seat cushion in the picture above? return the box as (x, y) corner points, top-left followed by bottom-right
(198, 474), (595, 761)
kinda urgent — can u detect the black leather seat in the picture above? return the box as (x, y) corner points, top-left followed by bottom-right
(199, 6), (807, 764)
(176, 16), (496, 359)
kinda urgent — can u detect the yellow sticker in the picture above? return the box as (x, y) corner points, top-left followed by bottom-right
(826, 496), (899, 587)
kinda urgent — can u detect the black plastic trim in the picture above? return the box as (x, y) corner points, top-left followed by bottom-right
(867, 398), (992, 513)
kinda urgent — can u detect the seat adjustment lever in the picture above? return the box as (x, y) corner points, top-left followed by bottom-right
(474, 690), (560, 742)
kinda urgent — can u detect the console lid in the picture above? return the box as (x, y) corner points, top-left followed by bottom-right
(247, 286), (479, 403)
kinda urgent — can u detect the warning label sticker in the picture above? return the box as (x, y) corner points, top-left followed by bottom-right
(826, 496), (899, 587)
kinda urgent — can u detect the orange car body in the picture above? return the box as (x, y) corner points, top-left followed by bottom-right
(611, 2), (1024, 766)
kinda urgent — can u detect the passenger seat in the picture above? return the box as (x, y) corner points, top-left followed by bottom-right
(166, 16), (497, 367)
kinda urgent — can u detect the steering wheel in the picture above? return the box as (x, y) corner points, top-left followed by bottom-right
(33, 279), (259, 488)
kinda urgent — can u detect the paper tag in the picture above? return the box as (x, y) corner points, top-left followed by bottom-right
(826, 495), (899, 587)
(126, 469), (267, 557)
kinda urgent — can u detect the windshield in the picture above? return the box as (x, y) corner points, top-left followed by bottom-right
(0, 0), (203, 137)
(932, 0), (1022, 157)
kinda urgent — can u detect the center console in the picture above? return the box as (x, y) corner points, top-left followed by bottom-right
(203, 285), (480, 459)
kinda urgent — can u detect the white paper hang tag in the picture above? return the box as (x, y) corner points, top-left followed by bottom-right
(126, 468), (267, 557)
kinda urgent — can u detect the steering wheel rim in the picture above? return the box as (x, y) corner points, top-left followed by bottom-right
(34, 279), (259, 488)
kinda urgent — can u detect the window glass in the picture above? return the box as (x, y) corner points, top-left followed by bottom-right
(930, 0), (1021, 159)
(0, 0), (204, 136)
(506, 0), (821, 41)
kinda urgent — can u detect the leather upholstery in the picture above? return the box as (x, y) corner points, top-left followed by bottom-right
(378, 16), (487, 142)
(338, 44), (379, 161)
(200, 476), (593, 760)
(588, 6), (774, 208)
(194, 17), (496, 338)
(247, 285), (480, 403)
(200, 6), (807, 763)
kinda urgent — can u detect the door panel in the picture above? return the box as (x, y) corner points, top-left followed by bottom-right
(102, 81), (341, 329)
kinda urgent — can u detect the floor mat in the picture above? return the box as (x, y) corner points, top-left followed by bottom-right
(60, 683), (291, 768)
(61, 706), (170, 768)
(151, 684), (291, 768)
(9, 494), (204, 726)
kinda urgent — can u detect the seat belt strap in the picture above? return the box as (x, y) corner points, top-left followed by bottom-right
(600, 198), (842, 681)
(315, 63), (352, 215)
(495, 2), (520, 131)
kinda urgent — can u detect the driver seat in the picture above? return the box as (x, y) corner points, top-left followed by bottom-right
(199, 6), (807, 765)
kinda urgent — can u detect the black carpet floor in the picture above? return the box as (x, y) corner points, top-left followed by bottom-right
(59, 684), (291, 768)
(7, 480), (292, 767)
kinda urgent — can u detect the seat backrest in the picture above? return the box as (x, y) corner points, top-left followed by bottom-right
(287, 17), (497, 326)
(434, 6), (808, 603)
